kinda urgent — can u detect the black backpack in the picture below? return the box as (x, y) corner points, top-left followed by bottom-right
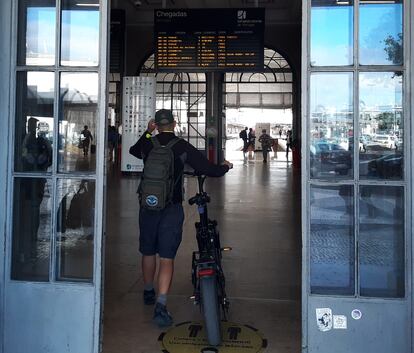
(138, 137), (181, 211)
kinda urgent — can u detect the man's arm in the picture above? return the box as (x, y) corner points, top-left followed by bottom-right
(129, 119), (156, 159)
(184, 142), (231, 177)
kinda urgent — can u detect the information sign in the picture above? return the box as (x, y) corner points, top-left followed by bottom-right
(154, 8), (264, 72)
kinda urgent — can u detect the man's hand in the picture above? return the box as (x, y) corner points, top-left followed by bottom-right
(147, 119), (157, 133)
(223, 160), (233, 169)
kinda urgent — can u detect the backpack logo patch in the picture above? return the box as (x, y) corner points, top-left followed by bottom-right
(146, 195), (159, 207)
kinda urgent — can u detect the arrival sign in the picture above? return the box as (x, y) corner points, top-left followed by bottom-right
(155, 8), (264, 72)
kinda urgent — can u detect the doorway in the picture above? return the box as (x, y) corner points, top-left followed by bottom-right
(223, 47), (293, 162)
(102, 12), (302, 353)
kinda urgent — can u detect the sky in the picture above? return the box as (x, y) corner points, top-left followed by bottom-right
(311, 3), (402, 66)
(27, 6), (99, 65)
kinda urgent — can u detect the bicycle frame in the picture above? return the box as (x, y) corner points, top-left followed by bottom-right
(188, 174), (229, 319)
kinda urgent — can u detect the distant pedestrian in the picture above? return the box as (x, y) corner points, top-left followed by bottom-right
(286, 130), (293, 160)
(279, 129), (282, 138)
(247, 128), (256, 155)
(258, 129), (272, 163)
(80, 125), (93, 156)
(239, 127), (248, 154)
(108, 126), (118, 162)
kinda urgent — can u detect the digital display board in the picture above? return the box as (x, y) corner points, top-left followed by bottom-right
(154, 8), (264, 72)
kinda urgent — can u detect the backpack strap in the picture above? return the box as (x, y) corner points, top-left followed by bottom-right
(164, 138), (183, 187)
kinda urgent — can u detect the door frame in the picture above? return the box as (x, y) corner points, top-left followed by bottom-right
(302, 0), (413, 352)
(0, 0), (13, 351)
(0, 0), (110, 352)
(300, 0), (309, 350)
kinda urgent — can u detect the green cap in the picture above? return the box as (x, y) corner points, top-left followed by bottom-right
(155, 109), (174, 126)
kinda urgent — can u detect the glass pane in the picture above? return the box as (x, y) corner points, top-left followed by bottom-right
(59, 72), (98, 173)
(56, 179), (95, 281)
(61, 0), (100, 66)
(359, 72), (403, 179)
(11, 178), (52, 281)
(359, 1), (403, 65)
(15, 72), (54, 173)
(311, 0), (353, 66)
(359, 186), (404, 297)
(17, 0), (56, 66)
(310, 185), (355, 295)
(310, 73), (353, 179)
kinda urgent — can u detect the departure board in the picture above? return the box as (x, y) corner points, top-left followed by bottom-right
(154, 8), (264, 72)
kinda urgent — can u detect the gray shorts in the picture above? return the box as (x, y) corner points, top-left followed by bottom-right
(139, 203), (184, 259)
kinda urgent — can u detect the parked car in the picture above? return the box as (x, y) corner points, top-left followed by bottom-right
(310, 142), (352, 177)
(367, 153), (403, 179)
(372, 134), (396, 149)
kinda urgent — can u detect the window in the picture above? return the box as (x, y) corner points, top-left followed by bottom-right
(12, 0), (100, 283)
(308, 0), (406, 298)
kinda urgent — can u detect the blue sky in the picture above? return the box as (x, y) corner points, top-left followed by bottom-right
(27, 6), (99, 65)
(311, 3), (402, 66)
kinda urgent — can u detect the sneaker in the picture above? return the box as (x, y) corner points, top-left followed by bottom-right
(143, 289), (156, 305)
(153, 302), (173, 327)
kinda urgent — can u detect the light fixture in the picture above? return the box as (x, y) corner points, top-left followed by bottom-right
(76, 3), (100, 7)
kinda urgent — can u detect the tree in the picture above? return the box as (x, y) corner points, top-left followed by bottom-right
(375, 112), (395, 131)
(384, 33), (403, 65)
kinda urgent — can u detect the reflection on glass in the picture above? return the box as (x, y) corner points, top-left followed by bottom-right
(360, 1), (403, 65)
(359, 72), (403, 179)
(59, 73), (98, 173)
(61, 0), (100, 66)
(11, 178), (52, 281)
(359, 186), (404, 297)
(15, 72), (54, 173)
(311, 0), (353, 66)
(310, 73), (353, 179)
(56, 179), (95, 282)
(310, 185), (355, 295)
(17, 0), (56, 66)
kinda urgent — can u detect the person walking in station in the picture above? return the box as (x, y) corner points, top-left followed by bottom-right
(80, 125), (93, 156)
(239, 126), (248, 155)
(129, 109), (233, 328)
(258, 129), (272, 163)
(247, 127), (256, 158)
(285, 129), (293, 160)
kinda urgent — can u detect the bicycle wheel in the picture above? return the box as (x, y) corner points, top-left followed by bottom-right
(200, 276), (222, 346)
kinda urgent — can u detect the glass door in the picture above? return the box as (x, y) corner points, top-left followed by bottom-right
(3, 1), (108, 352)
(302, 0), (410, 352)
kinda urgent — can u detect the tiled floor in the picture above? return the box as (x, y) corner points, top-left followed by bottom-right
(103, 156), (301, 353)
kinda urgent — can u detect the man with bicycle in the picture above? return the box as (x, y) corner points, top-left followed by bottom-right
(130, 109), (233, 327)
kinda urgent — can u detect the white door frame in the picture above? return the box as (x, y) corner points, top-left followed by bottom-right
(0, 0), (109, 352)
(301, 0), (413, 352)
(0, 0), (13, 351)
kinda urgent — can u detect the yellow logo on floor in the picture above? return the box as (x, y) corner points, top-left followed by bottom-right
(159, 321), (267, 353)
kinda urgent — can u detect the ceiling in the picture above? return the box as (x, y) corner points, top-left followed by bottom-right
(112, 0), (302, 26)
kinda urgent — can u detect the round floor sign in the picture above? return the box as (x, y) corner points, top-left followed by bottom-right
(159, 321), (267, 353)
